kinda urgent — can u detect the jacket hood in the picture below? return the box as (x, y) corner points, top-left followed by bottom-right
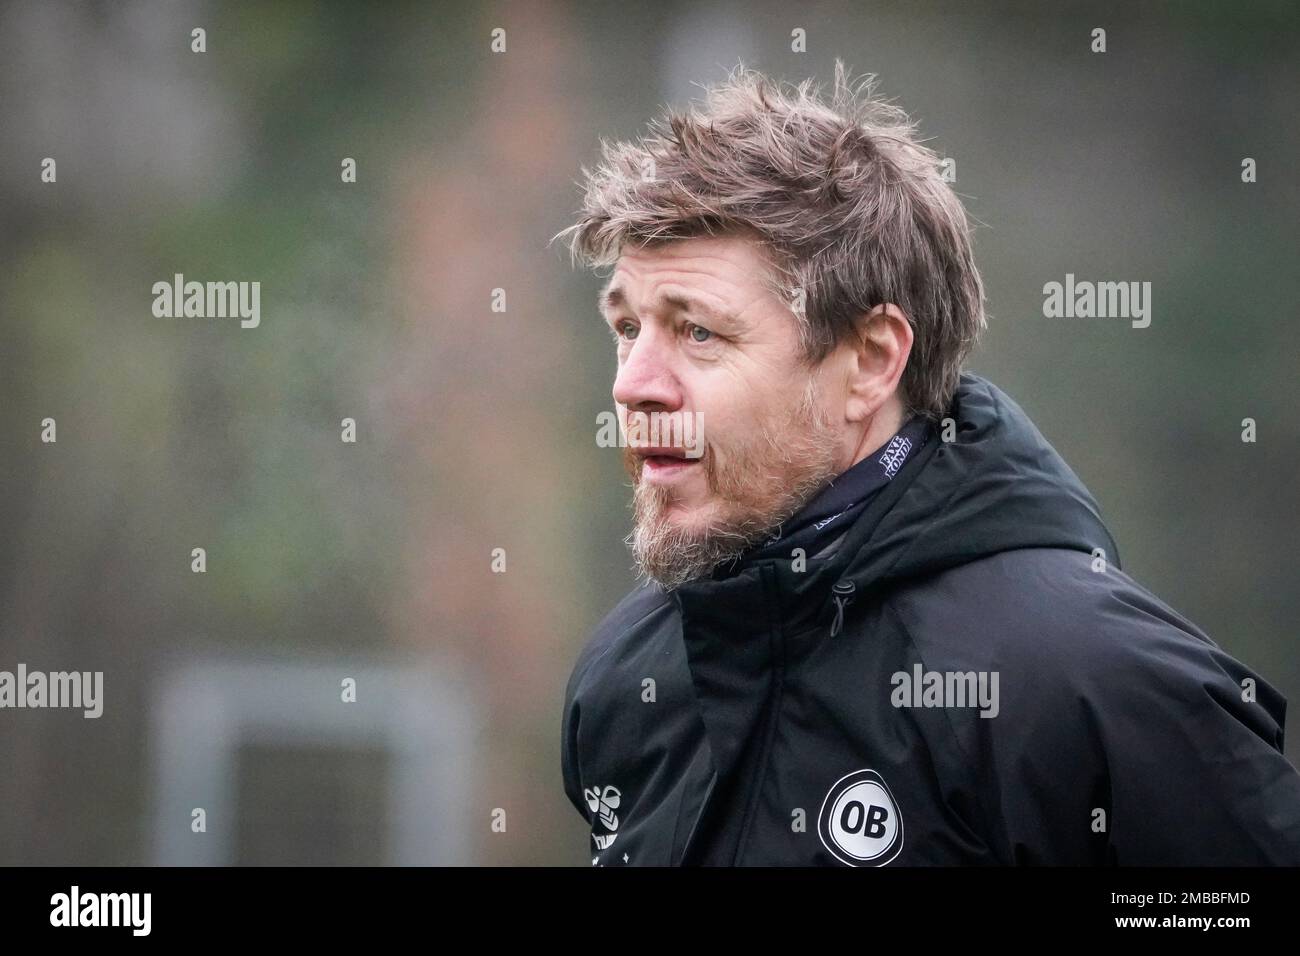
(832, 371), (1120, 591)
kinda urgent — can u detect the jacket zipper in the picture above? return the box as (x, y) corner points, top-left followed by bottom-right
(729, 566), (788, 864)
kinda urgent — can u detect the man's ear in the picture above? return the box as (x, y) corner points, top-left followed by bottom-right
(844, 303), (913, 423)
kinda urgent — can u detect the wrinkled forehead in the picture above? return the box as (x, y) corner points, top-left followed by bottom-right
(599, 234), (792, 312)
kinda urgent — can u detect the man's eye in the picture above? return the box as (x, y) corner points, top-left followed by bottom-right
(614, 321), (638, 340)
(687, 323), (713, 343)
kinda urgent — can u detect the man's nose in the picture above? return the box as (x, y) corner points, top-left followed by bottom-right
(612, 334), (683, 410)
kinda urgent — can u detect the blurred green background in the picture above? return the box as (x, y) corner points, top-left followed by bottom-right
(1, 0), (1297, 865)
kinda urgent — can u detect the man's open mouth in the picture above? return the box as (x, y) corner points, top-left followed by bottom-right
(636, 448), (703, 476)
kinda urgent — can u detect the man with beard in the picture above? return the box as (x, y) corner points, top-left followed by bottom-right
(554, 62), (1300, 866)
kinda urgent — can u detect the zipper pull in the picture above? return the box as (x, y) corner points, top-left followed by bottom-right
(829, 580), (856, 637)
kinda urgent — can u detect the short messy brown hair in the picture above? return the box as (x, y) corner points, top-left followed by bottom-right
(554, 60), (987, 421)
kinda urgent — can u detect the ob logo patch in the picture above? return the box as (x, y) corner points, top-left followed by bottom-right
(817, 768), (903, 866)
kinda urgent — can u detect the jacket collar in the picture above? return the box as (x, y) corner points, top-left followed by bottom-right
(670, 415), (942, 645)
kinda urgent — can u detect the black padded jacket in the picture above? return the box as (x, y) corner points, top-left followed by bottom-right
(560, 373), (1300, 865)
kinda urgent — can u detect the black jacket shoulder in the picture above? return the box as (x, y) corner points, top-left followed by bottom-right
(886, 546), (1300, 864)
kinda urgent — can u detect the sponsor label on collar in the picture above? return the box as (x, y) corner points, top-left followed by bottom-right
(878, 434), (914, 479)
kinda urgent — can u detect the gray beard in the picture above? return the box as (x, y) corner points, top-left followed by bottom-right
(626, 456), (835, 590)
(626, 512), (767, 590)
